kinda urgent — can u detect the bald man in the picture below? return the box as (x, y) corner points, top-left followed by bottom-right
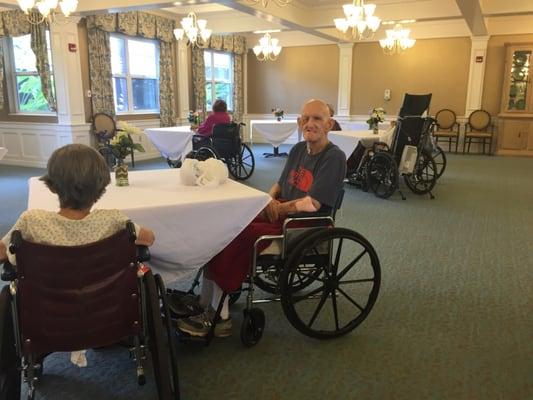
(178, 99), (346, 338)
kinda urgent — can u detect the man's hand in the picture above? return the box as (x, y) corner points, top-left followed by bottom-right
(262, 199), (280, 223)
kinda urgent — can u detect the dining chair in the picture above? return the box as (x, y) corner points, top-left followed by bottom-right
(464, 109), (494, 155)
(433, 109), (460, 153)
(92, 113), (136, 167)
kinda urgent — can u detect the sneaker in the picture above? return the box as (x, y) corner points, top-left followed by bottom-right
(177, 310), (232, 338)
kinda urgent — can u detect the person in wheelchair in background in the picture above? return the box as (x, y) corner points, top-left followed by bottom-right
(177, 99), (346, 338)
(192, 99), (231, 149)
(0, 144), (155, 266)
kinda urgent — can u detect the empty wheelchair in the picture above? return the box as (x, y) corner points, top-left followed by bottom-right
(188, 122), (255, 180)
(352, 94), (439, 200)
(180, 190), (381, 347)
(0, 222), (180, 400)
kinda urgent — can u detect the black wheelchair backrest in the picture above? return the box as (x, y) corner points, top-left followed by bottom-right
(399, 93), (432, 117)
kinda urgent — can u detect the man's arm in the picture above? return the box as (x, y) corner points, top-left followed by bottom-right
(277, 196), (320, 219)
(268, 183), (281, 199)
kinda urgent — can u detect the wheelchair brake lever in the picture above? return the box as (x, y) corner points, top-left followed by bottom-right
(1, 261), (17, 281)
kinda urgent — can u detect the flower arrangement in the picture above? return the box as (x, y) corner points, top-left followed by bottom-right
(366, 107), (386, 130)
(188, 110), (203, 125)
(272, 108), (284, 121)
(108, 121), (145, 161)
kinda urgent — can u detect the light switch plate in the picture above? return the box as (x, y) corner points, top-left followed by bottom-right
(384, 89), (391, 101)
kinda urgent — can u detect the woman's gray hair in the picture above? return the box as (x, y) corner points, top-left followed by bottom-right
(40, 144), (111, 210)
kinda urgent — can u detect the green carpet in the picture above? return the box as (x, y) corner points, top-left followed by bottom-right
(1, 145), (532, 399)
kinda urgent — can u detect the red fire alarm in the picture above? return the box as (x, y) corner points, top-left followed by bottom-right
(68, 43), (77, 52)
(475, 56), (483, 63)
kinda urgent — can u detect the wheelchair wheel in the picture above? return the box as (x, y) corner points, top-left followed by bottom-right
(166, 158), (182, 169)
(0, 286), (21, 400)
(240, 308), (265, 347)
(404, 152), (438, 195)
(144, 272), (180, 400)
(185, 147), (217, 162)
(367, 152), (398, 199)
(228, 143), (255, 180)
(432, 146), (447, 179)
(279, 228), (381, 340)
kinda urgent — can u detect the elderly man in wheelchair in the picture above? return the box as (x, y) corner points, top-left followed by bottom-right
(176, 99), (381, 346)
(0, 144), (179, 399)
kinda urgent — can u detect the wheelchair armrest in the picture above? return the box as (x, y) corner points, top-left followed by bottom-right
(286, 211), (331, 219)
(1, 261), (17, 282)
(137, 245), (151, 262)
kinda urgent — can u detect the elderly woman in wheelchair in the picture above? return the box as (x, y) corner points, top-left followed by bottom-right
(175, 99), (381, 346)
(0, 145), (180, 399)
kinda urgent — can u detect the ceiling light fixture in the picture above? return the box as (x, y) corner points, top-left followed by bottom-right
(334, 0), (381, 40)
(379, 23), (416, 55)
(247, 0), (293, 7)
(174, 12), (212, 47)
(17, 0), (78, 25)
(253, 32), (282, 62)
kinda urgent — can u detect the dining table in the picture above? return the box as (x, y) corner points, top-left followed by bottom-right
(145, 126), (194, 166)
(27, 169), (271, 283)
(249, 119), (298, 157)
(329, 129), (393, 158)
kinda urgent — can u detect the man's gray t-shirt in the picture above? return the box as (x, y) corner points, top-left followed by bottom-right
(278, 141), (346, 210)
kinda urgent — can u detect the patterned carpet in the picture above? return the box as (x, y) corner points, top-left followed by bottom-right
(1, 144), (532, 399)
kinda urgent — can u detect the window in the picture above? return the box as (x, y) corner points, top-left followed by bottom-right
(5, 33), (55, 113)
(204, 50), (233, 111)
(110, 34), (160, 113)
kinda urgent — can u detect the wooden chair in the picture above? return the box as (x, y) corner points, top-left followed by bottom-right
(464, 110), (494, 155)
(434, 109), (460, 153)
(92, 113), (135, 167)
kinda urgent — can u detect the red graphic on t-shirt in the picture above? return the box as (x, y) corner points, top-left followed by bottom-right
(288, 167), (314, 192)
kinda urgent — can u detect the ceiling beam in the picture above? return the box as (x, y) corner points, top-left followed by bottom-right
(454, 0), (487, 35)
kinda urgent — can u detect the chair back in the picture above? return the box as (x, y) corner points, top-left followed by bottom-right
(212, 123), (241, 159)
(14, 229), (140, 356)
(468, 109), (491, 131)
(399, 93), (432, 117)
(435, 109), (456, 130)
(93, 113), (116, 141)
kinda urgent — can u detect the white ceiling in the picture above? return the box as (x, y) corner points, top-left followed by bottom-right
(2, 0), (533, 46)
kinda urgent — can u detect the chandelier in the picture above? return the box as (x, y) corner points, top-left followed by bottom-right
(379, 24), (416, 55)
(17, 0), (78, 24)
(173, 12), (212, 47)
(253, 32), (282, 62)
(334, 0), (381, 40)
(247, 0), (293, 7)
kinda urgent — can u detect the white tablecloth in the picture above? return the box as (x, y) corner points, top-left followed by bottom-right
(250, 119), (298, 147)
(0, 147), (6, 160)
(145, 126), (193, 160)
(27, 169), (271, 283)
(329, 129), (392, 158)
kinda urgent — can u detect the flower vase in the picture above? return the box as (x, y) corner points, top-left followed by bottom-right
(115, 160), (129, 186)
(277, 116), (282, 122)
(372, 123), (379, 135)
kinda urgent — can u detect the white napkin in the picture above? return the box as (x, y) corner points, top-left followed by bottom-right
(180, 158), (228, 187)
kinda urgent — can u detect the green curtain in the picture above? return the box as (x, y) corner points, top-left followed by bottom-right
(159, 41), (176, 127)
(0, 10), (56, 112)
(30, 21), (56, 111)
(87, 28), (115, 116)
(86, 12), (176, 124)
(192, 47), (206, 113)
(191, 34), (246, 122)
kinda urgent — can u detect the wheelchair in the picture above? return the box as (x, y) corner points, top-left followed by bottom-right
(188, 122), (255, 181)
(347, 94), (440, 200)
(0, 222), (180, 400)
(178, 189), (381, 347)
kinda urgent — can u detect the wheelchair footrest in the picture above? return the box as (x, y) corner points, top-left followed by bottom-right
(166, 289), (204, 319)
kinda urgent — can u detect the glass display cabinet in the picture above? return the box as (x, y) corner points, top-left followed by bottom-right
(498, 43), (533, 156)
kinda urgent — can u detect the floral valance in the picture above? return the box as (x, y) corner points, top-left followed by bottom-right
(86, 12), (175, 42)
(0, 10), (46, 38)
(207, 34), (246, 55)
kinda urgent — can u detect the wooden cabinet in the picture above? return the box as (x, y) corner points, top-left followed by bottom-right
(497, 43), (533, 156)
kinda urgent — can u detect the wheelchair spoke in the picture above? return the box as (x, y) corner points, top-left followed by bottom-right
(332, 238), (343, 275)
(291, 284), (326, 304)
(307, 289), (330, 328)
(330, 289), (340, 331)
(338, 278), (376, 285)
(337, 249), (367, 281)
(337, 287), (365, 312)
